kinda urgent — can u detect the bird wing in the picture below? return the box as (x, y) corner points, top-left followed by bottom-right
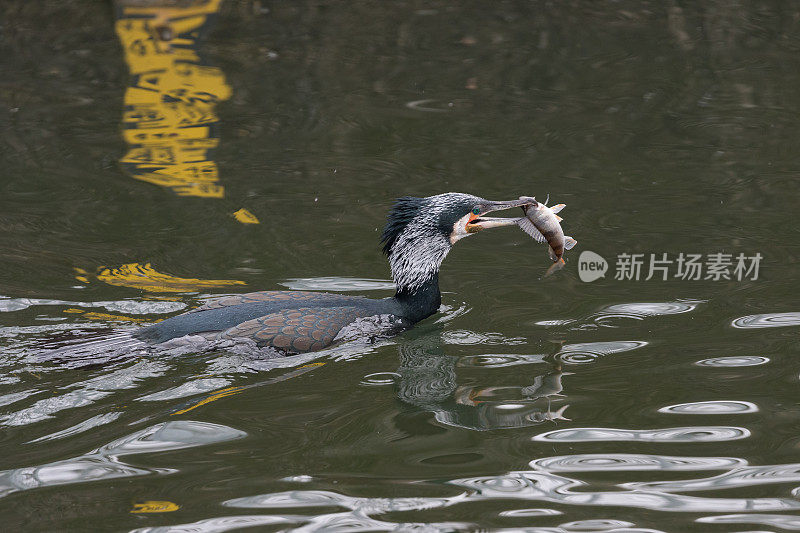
(191, 291), (348, 313)
(218, 306), (371, 353)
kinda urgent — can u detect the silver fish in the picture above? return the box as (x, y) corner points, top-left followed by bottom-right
(517, 196), (577, 276)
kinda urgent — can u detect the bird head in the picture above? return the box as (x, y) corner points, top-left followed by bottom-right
(381, 193), (533, 293)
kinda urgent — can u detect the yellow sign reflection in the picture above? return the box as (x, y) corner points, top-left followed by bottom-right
(76, 262), (245, 293)
(115, 0), (230, 198)
(130, 500), (181, 513)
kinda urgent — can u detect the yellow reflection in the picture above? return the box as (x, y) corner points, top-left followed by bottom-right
(172, 363), (326, 415)
(76, 262), (245, 293)
(172, 385), (246, 415)
(233, 208), (260, 224)
(130, 501), (181, 513)
(115, 0), (230, 198)
(63, 308), (148, 323)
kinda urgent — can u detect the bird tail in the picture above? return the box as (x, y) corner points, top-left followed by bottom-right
(39, 330), (148, 367)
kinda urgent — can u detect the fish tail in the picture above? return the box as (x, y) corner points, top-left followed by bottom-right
(544, 257), (565, 277)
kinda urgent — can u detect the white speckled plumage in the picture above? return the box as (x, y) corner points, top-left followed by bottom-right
(388, 193), (481, 293)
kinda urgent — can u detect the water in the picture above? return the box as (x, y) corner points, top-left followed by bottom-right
(2, 1), (800, 530)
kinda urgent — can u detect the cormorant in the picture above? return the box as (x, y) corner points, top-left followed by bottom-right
(57, 193), (532, 356)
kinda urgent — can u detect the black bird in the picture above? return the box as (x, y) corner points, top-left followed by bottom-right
(55, 193), (532, 357)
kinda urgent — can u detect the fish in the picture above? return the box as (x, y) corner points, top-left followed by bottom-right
(516, 195), (577, 276)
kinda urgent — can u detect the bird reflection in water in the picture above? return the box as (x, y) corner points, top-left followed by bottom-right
(395, 333), (570, 430)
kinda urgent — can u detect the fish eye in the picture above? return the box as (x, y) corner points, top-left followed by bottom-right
(472, 207), (481, 215)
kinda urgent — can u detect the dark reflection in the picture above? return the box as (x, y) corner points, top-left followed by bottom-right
(395, 332), (569, 430)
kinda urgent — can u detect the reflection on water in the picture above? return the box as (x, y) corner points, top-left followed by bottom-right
(533, 426), (750, 443)
(130, 515), (301, 533)
(0, 295), (185, 314)
(396, 335), (572, 430)
(92, 262), (245, 292)
(115, 0), (230, 198)
(555, 340), (647, 364)
(279, 277), (396, 292)
(358, 372), (399, 386)
(27, 412), (122, 443)
(528, 454), (747, 472)
(695, 355), (770, 367)
(732, 312), (800, 329)
(622, 463), (800, 493)
(1, 290), (797, 528)
(6, 0), (800, 527)
(222, 452), (800, 527)
(0, 421), (245, 498)
(590, 300), (702, 327)
(658, 400), (758, 414)
(696, 514), (800, 530)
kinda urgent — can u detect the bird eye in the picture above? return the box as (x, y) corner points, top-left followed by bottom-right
(472, 207), (481, 215)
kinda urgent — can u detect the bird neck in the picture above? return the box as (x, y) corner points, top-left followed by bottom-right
(392, 273), (442, 323)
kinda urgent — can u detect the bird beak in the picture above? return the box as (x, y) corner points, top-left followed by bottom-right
(466, 198), (537, 232)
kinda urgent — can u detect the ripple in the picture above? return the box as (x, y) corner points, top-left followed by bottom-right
(281, 474), (314, 482)
(405, 98), (453, 113)
(0, 390), (41, 408)
(450, 470), (800, 513)
(604, 301), (701, 316)
(529, 454), (747, 472)
(695, 355), (770, 367)
(434, 302), (471, 324)
(279, 277), (396, 291)
(556, 341), (648, 364)
(732, 312), (800, 329)
(0, 421), (246, 498)
(130, 515), (299, 532)
(457, 353), (547, 368)
(532, 426), (750, 443)
(27, 413), (121, 443)
(593, 301), (701, 323)
(658, 400), (758, 414)
(359, 372), (400, 386)
(136, 378), (232, 401)
(696, 513), (800, 530)
(443, 330), (526, 346)
(534, 319), (576, 327)
(498, 508), (563, 517)
(0, 360), (170, 427)
(559, 519), (636, 531)
(623, 463), (800, 493)
(0, 296), (184, 314)
(224, 489), (462, 514)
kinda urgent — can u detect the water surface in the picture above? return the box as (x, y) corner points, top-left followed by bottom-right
(2, 1), (800, 531)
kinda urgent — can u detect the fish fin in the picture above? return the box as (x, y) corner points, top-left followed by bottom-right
(554, 215), (563, 222)
(564, 236), (577, 250)
(553, 404), (571, 421)
(550, 204), (566, 214)
(517, 217), (547, 243)
(544, 257), (565, 277)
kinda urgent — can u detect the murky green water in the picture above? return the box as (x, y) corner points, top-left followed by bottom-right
(2, 2), (800, 531)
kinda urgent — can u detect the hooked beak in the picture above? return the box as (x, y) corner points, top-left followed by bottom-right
(466, 197), (538, 233)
